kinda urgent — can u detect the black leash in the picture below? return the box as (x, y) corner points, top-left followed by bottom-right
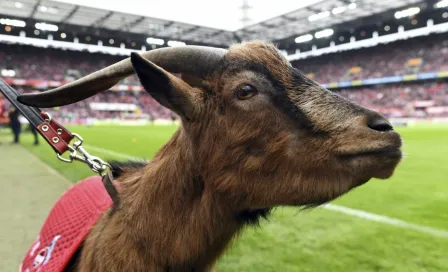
(0, 79), (44, 128)
(0, 78), (120, 208)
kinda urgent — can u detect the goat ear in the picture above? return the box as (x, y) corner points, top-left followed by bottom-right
(130, 52), (200, 121)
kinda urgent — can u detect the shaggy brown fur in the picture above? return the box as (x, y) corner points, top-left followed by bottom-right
(68, 41), (402, 271)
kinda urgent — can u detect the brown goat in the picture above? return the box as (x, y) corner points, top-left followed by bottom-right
(19, 41), (402, 271)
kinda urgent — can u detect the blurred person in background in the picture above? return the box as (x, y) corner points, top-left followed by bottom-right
(0, 95), (4, 119)
(30, 126), (39, 146)
(0, 95), (4, 145)
(149, 113), (154, 125)
(27, 90), (39, 145)
(170, 112), (177, 125)
(8, 106), (21, 144)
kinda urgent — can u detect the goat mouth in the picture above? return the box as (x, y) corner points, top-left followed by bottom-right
(337, 147), (402, 159)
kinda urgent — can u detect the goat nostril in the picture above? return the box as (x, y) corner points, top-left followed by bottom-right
(367, 116), (394, 132)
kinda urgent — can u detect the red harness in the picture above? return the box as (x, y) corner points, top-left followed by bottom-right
(20, 176), (114, 272)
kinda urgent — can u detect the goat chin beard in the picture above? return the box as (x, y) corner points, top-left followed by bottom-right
(303, 174), (377, 206)
(355, 162), (400, 182)
(278, 177), (365, 208)
(248, 168), (396, 210)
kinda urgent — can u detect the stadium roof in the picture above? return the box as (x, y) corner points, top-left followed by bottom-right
(238, 0), (423, 41)
(52, 0), (326, 31)
(1, 0), (424, 46)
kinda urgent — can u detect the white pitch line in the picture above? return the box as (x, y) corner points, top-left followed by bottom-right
(85, 144), (448, 238)
(323, 204), (448, 238)
(84, 145), (145, 161)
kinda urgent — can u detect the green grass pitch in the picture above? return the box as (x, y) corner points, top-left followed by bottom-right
(16, 124), (448, 271)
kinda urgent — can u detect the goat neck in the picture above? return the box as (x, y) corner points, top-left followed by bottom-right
(78, 129), (244, 271)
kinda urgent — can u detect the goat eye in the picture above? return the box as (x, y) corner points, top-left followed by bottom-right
(236, 85), (258, 100)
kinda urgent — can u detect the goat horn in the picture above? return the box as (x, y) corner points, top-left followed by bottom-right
(17, 46), (227, 107)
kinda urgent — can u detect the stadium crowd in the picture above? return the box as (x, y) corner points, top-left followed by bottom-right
(0, 43), (140, 84)
(2, 81), (445, 121)
(337, 81), (448, 118)
(294, 34), (448, 83)
(1, 34), (447, 84)
(0, 33), (447, 120)
(2, 88), (175, 121)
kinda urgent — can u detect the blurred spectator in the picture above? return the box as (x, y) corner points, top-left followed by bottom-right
(8, 107), (21, 144)
(30, 126), (39, 146)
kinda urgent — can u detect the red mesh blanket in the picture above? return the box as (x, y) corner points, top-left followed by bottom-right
(20, 176), (114, 272)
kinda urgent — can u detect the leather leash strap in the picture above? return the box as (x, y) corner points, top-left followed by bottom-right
(0, 78), (119, 207)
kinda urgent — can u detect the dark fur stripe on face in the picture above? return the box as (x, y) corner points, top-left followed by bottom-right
(219, 60), (323, 134)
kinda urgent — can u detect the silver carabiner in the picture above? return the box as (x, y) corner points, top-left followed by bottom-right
(57, 145), (76, 163)
(56, 132), (110, 176)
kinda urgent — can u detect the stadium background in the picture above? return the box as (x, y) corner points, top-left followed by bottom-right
(0, 0), (447, 271)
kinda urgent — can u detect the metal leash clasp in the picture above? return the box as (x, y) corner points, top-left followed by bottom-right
(57, 133), (110, 176)
(57, 131), (119, 207)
